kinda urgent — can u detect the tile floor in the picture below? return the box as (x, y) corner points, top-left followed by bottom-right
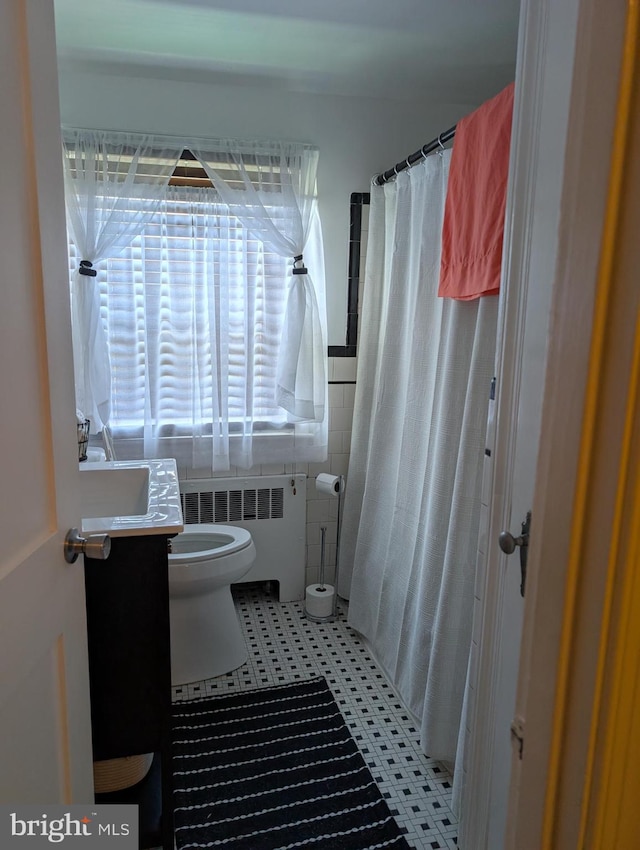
(172, 583), (458, 849)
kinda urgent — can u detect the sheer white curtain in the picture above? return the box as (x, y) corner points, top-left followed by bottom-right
(98, 185), (322, 470)
(190, 140), (327, 428)
(340, 152), (498, 765)
(63, 131), (327, 464)
(62, 129), (182, 430)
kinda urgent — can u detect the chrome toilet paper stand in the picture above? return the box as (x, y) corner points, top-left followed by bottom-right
(305, 474), (344, 622)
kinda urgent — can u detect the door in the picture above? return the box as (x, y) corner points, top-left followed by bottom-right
(460, 0), (580, 840)
(0, 0), (94, 802)
(482, 2), (579, 843)
(506, 0), (634, 846)
(460, 0), (630, 847)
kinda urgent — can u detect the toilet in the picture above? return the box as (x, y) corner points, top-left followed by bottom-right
(168, 523), (256, 685)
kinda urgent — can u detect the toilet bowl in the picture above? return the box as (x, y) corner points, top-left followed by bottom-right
(168, 523), (256, 685)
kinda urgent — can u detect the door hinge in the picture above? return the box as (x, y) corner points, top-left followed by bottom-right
(510, 716), (525, 760)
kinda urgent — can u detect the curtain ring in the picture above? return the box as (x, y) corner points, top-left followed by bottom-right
(437, 134), (446, 156)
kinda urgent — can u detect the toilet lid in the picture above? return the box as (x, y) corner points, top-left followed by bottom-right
(168, 523), (252, 563)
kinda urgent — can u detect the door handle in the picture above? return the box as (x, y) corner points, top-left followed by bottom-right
(498, 530), (528, 554)
(498, 511), (531, 597)
(64, 528), (111, 563)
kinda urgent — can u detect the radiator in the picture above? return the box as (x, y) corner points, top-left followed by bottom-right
(179, 474), (307, 602)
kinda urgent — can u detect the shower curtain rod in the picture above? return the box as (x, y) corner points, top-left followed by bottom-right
(374, 124), (456, 186)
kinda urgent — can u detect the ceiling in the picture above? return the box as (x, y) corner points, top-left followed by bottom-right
(53, 0), (520, 103)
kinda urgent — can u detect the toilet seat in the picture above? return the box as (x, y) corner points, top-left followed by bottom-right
(168, 524), (253, 583)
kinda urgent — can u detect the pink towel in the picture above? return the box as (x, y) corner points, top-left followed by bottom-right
(438, 82), (515, 300)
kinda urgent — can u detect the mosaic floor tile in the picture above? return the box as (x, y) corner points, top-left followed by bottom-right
(172, 583), (458, 849)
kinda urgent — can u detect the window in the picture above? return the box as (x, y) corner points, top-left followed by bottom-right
(69, 184), (317, 468)
(64, 133), (327, 471)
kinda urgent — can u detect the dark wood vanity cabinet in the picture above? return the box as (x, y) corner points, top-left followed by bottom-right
(84, 533), (174, 850)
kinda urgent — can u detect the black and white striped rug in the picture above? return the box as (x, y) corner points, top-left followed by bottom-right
(171, 676), (412, 849)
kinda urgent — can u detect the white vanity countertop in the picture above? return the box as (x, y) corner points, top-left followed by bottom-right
(79, 458), (184, 538)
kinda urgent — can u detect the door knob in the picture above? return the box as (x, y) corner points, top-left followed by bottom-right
(498, 530), (528, 554)
(64, 528), (111, 563)
(498, 511), (532, 597)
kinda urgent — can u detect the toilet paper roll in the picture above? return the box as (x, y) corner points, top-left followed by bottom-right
(315, 473), (343, 497)
(305, 584), (335, 619)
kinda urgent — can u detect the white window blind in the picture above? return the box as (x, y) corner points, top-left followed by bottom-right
(69, 183), (317, 470)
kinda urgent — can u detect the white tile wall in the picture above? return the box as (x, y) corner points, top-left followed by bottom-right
(332, 357), (358, 383)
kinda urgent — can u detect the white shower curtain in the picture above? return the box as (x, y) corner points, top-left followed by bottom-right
(340, 151), (498, 765)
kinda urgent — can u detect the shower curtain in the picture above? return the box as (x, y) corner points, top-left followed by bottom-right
(340, 151), (498, 765)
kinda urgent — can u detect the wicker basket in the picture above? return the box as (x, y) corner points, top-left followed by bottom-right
(93, 753), (154, 793)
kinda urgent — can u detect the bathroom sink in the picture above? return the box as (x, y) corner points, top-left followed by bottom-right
(78, 459), (184, 538)
(78, 465), (150, 519)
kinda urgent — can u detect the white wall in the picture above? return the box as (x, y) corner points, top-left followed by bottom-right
(57, 64), (474, 344)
